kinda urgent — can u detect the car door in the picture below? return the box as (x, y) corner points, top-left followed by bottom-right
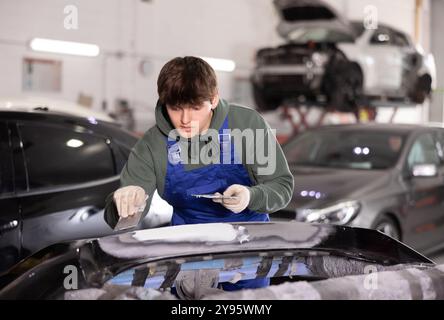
(0, 122), (21, 272)
(15, 120), (121, 259)
(403, 131), (444, 251)
(365, 26), (405, 95)
(431, 129), (444, 247)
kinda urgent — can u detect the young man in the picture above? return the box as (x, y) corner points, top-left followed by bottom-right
(105, 56), (294, 290)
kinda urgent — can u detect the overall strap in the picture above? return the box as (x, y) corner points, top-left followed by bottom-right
(218, 116), (231, 164)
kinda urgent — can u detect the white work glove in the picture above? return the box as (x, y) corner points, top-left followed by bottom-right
(113, 185), (148, 218)
(213, 184), (250, 213)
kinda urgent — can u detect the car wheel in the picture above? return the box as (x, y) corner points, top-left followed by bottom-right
(373, 216), (401, 241)
(325, 63), (363, 112)
(252, 82), (280, 111)
(410, 74), (432, 104)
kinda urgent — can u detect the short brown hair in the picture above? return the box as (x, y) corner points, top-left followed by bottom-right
(157, 56), (218, 106)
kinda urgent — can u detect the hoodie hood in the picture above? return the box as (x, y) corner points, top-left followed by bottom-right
(154, 98), (230, 138)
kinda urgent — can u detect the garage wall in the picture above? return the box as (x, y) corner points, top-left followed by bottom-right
(0, 0), (126, 116)
(0, 0), (430, 132)
(121, 0), (282, 129)
(430, 0), (444, 123)
(0, 0), (283, 131)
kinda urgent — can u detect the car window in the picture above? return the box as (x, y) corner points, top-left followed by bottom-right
(407, 133), (440, 169)
(351, 21), (366, 38)
(287, 27), (355, 43)
(18, 123), (115, 190)
(281, 6), (335, 22)
(284, 130), (406, 170)
(370, 26), (393, 45)
(433, 130), (444, 164)
(0, 122), (14, 195)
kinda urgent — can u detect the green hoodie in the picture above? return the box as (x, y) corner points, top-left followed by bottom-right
(105, 98), (294, 224)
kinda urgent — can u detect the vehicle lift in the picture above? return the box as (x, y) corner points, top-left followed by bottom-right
(279, 102), (399, 139)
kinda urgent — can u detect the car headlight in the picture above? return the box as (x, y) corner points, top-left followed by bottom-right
(311, 52), (329, 66)
(303, 201), (361, 225)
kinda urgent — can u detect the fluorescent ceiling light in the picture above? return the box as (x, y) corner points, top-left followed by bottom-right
(30, 38), (100, 57)
(201, 57), (235, 72)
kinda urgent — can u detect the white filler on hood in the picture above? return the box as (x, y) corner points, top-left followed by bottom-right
(132, 223), (248, 243)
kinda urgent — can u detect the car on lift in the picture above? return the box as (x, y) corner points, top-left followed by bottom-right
(276, 123), (444, 256)
(251, 0), (436, 112)
(0, 221), (434, 299)
(0, 108), (171, 274)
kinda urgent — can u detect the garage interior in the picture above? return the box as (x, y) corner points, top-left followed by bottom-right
(1, 0), (444, 300)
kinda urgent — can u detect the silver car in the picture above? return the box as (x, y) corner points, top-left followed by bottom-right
(277, 123), (444, 255)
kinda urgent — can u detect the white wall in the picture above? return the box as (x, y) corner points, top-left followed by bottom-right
(0, 0), (125, 118)
(430, 0), (444, 123)
(0, 0), (430, 132)
(0, 0), (282, 131)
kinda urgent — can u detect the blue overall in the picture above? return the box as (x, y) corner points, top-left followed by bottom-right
(163, 116), (270, 291)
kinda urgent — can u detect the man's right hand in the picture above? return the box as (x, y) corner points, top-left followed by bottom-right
(113, 186), (147, 218)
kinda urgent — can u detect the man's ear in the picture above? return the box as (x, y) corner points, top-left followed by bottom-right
(211, 94), (219, 109)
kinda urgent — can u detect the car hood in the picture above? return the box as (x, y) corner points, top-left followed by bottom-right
(0, 222), (433, 299)
(274, 0), (356, 40)
(288, 165), (392, 208)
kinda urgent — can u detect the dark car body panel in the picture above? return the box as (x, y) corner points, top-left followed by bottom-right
(0, 110), (139, 273)
(0, 221), (434, 299)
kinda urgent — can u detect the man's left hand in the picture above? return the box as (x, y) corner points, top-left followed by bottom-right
(213, 184), (250, 213)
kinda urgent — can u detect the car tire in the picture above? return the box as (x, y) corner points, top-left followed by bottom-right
(372, 215), (401, 241)
(324, 62), (363, 112)
(252, 82), (280, 111)
(410, 74), (432, 104)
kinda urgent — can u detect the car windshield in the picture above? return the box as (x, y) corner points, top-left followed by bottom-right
(287, 27), (355, 43)
(351, 21), (366, 37)
(284, 129), (407, 170)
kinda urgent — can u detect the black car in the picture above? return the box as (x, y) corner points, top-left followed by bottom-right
(0, 109), (152, 272)
(275, 123), (444, 255)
